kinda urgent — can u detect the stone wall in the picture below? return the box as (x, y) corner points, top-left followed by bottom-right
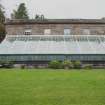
(5, 23), (105, 35)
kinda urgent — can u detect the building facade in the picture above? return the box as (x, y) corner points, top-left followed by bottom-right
(1, 19), (105, 67)
(5, 19), (105, 35)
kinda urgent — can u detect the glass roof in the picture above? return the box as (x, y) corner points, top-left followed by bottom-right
(0, 35), (105, 54)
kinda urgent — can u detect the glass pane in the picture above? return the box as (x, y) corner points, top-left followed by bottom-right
(64, 29), (71, 35)
(83, 29), (90, 35)
(44, 29), (51, 35)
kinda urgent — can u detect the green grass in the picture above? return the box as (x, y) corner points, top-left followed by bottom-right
(0, 69), (105, 105)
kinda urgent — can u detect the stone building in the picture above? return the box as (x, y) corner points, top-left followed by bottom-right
(5, 19), (105, 35)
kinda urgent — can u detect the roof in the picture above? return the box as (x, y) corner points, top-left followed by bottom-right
(0, 35), (105, 54)
(5, 19), (105, 25)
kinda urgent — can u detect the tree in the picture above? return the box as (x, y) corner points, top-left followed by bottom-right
(0, 0), (5, 23)
(0, 23), (5, 35)
(0, 10), (5, 23)
(0, 6), (5, 23)
(35, 14), (45, 20)
(35, 14), (40, 20)
(0, 1), (5, 41)
(12, 3), (29, 19)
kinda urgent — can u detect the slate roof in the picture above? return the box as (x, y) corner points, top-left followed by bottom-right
(5, 19), (105, 25)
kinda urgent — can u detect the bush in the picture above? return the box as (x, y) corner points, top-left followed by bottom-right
(49, 60), (62, 69)
(73, 61), (81, 69)
(62, 60), (73, 69)
(83, 64), (93, 70)
(20, 65), (26, 69)
(0, 60), (14, 68)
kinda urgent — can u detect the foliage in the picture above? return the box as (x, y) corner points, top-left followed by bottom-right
(20, 64), (26, 69)
(73, 61), (82, 69)
(0, 23), (5, 35)
(49, 60), (82, 69)
(11, 3), (29, 19)
(0, 3), (5, 38)
(0, 1), (5, 23)
(83, 64), (93, 70)
(35, 14), (45, 20)
(0, 7), (5, 23)
(62, 60), (73, 69)
(49, 60), (62, 69)
(0, 60), (14, 68)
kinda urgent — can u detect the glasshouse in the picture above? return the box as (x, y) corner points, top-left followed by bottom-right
(0, 35), (105, 65)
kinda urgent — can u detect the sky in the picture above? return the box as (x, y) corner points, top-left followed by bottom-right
(1, 0), (105, 19)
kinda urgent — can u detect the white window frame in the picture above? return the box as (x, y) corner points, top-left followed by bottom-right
(24, 29), (32, 35)
(44, 29), (51, 35)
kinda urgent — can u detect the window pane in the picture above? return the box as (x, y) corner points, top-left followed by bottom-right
(24, 29), (32, 35)
(44, 29), (51, 35)
(64, 29), (71, 35)
(83, 29), (90, 35)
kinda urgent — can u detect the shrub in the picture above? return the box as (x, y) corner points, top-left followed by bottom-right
(0, 60), (14, 68)
(62, 60), (73, 69)
(83, 64), (93, 70)
(20, 65), (26, 69)
(49, 60), (62, 69)
(73, 61), (82, 69)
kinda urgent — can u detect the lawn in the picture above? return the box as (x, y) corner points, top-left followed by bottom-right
(0, 69), (105, 105)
